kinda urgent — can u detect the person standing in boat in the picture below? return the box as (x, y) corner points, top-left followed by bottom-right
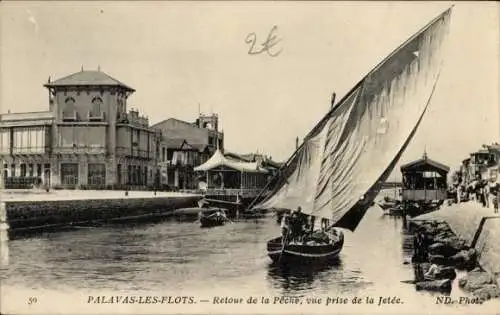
(289, 207), (307, 242)
(280, 211), (290, 242)
(321, 218), (329, 231)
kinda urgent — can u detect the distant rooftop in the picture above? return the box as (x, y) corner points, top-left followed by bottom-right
(44, 69), (135, 92)
(152, 117), (196, 129)
(0, 111), (54, 121)
(401, 154), (450, 174)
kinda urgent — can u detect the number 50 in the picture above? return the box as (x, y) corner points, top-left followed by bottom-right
(27, 297), (38, 305)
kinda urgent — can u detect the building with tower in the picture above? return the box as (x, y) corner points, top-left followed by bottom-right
(0, 68), (160, 189)
(152, 114), (224, 189)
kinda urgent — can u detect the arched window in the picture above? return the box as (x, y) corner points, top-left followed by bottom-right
(63, 97), (76, 120)
(117, 98), (125, 114)
(90, 97), (103, 120)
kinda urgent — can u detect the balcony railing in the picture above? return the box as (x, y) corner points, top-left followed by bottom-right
(11, 147), (48, 154)
(88, 110), (105, 121)
(116, 146), (151, 159)
(204, 188), (263, 198)
(402, 189), (447, 201)
(53, 146), (106, 154)
(62, 110), (77, 121)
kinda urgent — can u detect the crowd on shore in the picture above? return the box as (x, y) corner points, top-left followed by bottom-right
(449, 177), (498, 213)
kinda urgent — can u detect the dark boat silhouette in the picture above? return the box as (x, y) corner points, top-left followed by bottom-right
(199, 209), (228, 228)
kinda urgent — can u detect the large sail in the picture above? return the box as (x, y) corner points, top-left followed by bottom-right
(253, 7), (452, 231)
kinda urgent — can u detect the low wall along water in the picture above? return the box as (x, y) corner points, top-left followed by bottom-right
(2, 190), (202, 234)
(475, 218), (500, 286)
(410, 202), (500, 300)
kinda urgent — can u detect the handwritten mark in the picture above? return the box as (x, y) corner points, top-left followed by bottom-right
(245, 25), (283, 57)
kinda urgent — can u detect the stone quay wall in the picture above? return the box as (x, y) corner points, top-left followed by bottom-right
(409, 202), (500, 302)
(2, 190), (202, 232)
(475, 218), (500, 287)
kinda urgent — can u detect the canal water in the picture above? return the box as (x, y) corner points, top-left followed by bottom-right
(1, 191), (498, 314)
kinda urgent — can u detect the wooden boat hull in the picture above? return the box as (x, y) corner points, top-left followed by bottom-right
(199, 214), (226, 228)
(266, 232), (344, 264)
(240, 209), (267, 219)
(378, 202), (399, 210)
(383, 206), (403, 216)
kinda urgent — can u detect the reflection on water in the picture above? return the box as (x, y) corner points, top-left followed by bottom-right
(1, 225), (9, 266)
(266, 259), (348, 294)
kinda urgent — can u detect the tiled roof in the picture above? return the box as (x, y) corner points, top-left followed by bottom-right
(44, 70), (134, 91)
(151, 117), (196, 129)
(164, 138), (187, 149)
(190, 143), (210, 152)
(163, 138), (206, 152)
(400, 156), (450, 173)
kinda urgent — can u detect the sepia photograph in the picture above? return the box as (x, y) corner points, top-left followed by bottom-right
(0, 1), (499, 314)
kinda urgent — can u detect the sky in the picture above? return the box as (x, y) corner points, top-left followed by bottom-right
(1, 1), (498, 179)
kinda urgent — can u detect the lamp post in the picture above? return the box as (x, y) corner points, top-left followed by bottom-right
(0, 162), (5, 220)
(0, 160), (9, 265)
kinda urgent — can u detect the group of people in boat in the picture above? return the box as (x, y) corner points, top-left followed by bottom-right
(280, 207), (334, 244)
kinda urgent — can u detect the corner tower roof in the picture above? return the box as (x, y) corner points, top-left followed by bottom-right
(44, 70), (135, 92)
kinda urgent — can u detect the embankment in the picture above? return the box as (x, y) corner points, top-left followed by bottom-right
(409, 202), (500, 301)
(1, 190), (202, 236)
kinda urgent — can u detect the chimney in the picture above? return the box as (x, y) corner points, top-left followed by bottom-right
(295, 136), (299, 149)
(331, 92), (336, 109)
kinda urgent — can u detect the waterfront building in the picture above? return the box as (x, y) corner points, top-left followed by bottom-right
(0, 68), (159, 189)
(152, 114), (224, 189)
(401, 152), (450, 202)
(479, 143), (500, 183)
(458, 143), (499, 187)
(194, 149), (273, 205)
(157, 138), (211, 190)
(152, 114), (223, 190)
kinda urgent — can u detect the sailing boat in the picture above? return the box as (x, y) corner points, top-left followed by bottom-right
(248, 7), (453, 264)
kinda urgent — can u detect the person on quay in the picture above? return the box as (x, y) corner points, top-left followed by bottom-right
(492, 184), (499, 213)
(424, 263), (442, 280)
(413, 231), (422, 262)
(484, 182), (490, 208)
(457, 184), (462, 203)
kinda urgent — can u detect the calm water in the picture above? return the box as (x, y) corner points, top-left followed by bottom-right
(3, 193), (497, 314)
(1, 201), (416, 294)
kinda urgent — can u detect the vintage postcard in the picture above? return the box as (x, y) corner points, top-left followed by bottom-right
(0, 1), (499, 314)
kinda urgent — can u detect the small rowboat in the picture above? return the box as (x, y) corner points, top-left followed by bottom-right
(199, 209), (228, 228)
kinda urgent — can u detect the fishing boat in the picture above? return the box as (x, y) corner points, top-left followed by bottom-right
(247, 7), (453, 264)
(382, 205), (404, 216)
(267, 228), (344, 263)
(378, 198), (401, 211)
(199, 209), (229, 228)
